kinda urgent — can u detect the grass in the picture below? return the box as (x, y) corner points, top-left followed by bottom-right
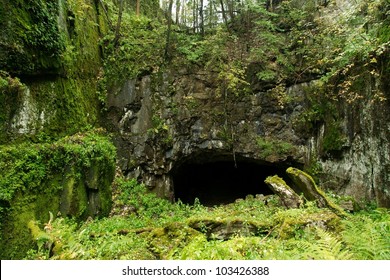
(24, 178), (390, 260)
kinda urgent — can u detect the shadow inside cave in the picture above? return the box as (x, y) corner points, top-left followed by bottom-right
(172, 156), (294, 206)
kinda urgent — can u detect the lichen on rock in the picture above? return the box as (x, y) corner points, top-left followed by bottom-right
(286, 167), (347, 216)
(265, 175), (303, 209)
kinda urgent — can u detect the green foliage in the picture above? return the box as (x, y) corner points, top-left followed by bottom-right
(60, 0), (104, 78)
(314, 0), (389, 102)
(23, 178), (390, 260)
(24, 0), (64, 56)
(207, 30), (250, 95)
(0, 130), (116, 204)
(300, 92), (331, 130)
(341, 209), (390, 259)
(2, 0), (390, 261)
(0, 0), (65, 74)
(305, 156), (323, 183)
(0, 130), (116, 259)
(0, 71), (26, 141)
(113, 178), (175, 222)
(1, 0), (108, 142)
(256, 137), (296, 159)
(176, 34), (207, 64)
(299, 228), (354, 260)
(248, 3), (295, 84)
(174, 25), (252, 96)
(322, 121), (347, 156)
(0, 71), (26, 93)
(99, 13), (166, 102)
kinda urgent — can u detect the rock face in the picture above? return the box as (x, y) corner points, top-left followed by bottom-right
(315, 99), (390, 207)
(0, 0), (107, 143)
(306, 52), (390, 207)
(0, 133), (116, 259)
(106, 56), (390, 207)
(0, 1), (116, 259)
(106, 69), (307, 202)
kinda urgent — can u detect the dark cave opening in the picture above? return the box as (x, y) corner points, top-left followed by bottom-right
(172, 156), (293, 206)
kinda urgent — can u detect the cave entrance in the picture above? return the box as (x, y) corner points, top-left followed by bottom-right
(172, 156), (291, 206)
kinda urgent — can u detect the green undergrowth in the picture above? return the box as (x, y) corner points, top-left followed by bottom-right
(0, 130), (115, 203)
(25, 179), (390, 260)
(256, 137), (296, 160)
(0, 130), (116, 259)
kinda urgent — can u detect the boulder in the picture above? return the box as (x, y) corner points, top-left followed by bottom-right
(264, 175), (303, 208)
(286, 167), (346, 216)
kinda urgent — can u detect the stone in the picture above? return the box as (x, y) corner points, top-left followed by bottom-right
(264, 175), (303, 208)
(106, 69), (306, 203)
(188, 219), (269, 241)
(339, 200), (355, 212)
(286, 167), (346, 216)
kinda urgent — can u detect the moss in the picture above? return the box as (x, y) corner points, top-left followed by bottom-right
(0, 0), (109, 144)
(322, 121), (347, 156)
(0, 76), (102, 144)
(265, 175), (288, 186)
(305, 155), (323, 183)
(265, 175), (303, 209)
(0, 72), (26, 142)
(60, 0), (103, 78)
(0, 131), (116, 259)
(148, 223), (202, 259)
(57, 167), (90, 219)
(256, 136), (296, 160)
(0, 0), (106, 76)
(286, 167), (347, 217)
(27, 220), (53, 254)
(0, 0), (64, 75)
(274, 209), (341, 239)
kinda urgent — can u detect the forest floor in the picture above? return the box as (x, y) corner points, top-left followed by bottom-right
(25, 177), (390, 260)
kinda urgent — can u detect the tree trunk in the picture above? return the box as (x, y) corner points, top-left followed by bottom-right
(165, 0), (174, 60)
(181, 0), (186, 27)
(175, 0), (181, 24)
(114, 0), (124, 46)
(136, 0), (140, 16)
(208, 0), (215, 29)
(200, 0), (204, 36)
(194, 0), (199, 33)
(219, 0), (229, 30)
(227, 0), (234, 21)
(98, 0), (113, 29)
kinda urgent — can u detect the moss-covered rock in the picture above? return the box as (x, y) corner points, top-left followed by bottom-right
(265, 175), (303, 209)
(0, 0), (105, 76)
(148, 223), (202, 259)
(188, 218), (271, 241)
(286, 167), (347, 216)
(0, 131), (116, 259)
(0, 0), (65, 75)
(0, 72), (26, 142)
(0, 0), (111, 143)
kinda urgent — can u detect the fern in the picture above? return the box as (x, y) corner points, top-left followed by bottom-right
(302, 228), (353, 260)
(341, 214), (390, 260)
